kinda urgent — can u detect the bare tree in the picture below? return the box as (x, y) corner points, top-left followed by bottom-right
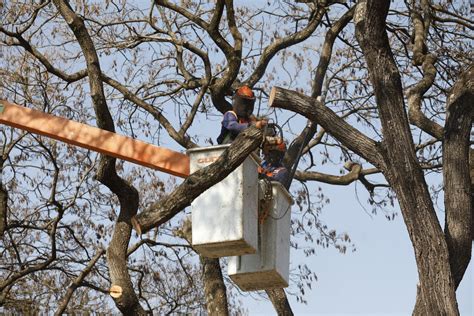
(0, 0), (471, 315)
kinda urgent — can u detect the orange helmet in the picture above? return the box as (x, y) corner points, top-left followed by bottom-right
(275, 141), (286, 152)
(263, 140), (286, 165)
(233, 85), (256, 118)
(235, 85), (255, 99)
(263, 138), (286, 154)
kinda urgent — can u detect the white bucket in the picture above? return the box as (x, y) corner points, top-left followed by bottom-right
(228, 180), (292, 291)
(187, 145), (259, 258)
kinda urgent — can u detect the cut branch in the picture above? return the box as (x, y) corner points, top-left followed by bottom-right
(269, 86), (383, 167)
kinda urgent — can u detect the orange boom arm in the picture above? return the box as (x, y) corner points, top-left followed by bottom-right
(0, 100), (190, 178)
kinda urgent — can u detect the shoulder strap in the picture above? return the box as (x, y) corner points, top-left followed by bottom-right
(228, 111), (238, 119)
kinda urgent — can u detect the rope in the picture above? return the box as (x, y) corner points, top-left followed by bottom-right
(258, 178), (273, 225)
(268, 203), (292, 221)
(258, 179), (293, 227)
(257, 178), (273, 268)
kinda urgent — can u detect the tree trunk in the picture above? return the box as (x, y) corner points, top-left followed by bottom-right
(53, 1), (146, 313)
(354, 1), (458, 314)
(200, 258), (229, 316)
(177, 218), (229, 316)
(266, 288), (294, 316)
(443, 64), (473, 288)
(270, 83), (459, 315)
(471, 150), (474, 241)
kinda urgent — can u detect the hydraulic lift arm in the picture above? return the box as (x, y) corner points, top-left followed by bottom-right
(0, 100), (190, 178)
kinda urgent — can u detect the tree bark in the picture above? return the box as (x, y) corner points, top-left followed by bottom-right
(266, 288), (294, 316)
(200, 258), (229, 316)
(443, 64), (473, 288)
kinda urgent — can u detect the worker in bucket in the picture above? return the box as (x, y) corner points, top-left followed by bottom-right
(258, 139), (289, 185)
(217, 85), (267, 144)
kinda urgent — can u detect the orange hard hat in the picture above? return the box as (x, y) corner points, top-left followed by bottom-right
(276, 141), (286, 152)
(263, 138), (286, 154)
(235, 85), (255, 99)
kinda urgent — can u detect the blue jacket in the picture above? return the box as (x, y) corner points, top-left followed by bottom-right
(217, 111), (250, 144)
(258, 160), (289, 184)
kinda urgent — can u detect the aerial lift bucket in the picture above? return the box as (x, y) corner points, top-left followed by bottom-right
(187, 145), (259, 258)
(228, 180), (293, 291)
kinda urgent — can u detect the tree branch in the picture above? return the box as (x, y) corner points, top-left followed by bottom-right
(295, 161), (361, 184)
(0, 27), (88, 83)
(266, 288), (294, 316)
(406, 54), (443, 139)
(0, 177), (7, 238)
(312, 6), (355, 97)
(269, 86), (383, 167)
(52, 0), (145, 314)
(55, 249), (106, 315)
(247, 6), (327, 87)
(101, 73), (197, 149)
(209, 0), (243, 114)
(406, 1), (443, 140)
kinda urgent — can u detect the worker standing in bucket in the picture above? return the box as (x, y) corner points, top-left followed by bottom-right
(217, 85), (267, 144)
(258, 139), (289, 185)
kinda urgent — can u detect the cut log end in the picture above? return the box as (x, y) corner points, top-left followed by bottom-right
(269, 87), (277, 108)
(131, 216), (142, 236)
(109, 285), (123, 298)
